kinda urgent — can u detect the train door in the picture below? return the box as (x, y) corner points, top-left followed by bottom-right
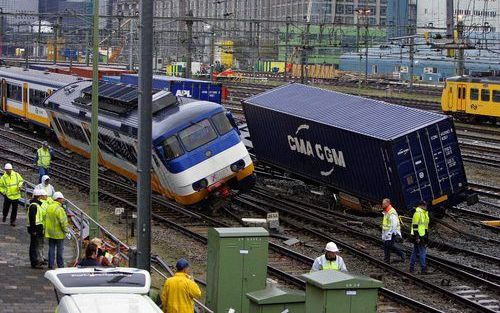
(457, 84), (467, 111)
(1, 79), (5, 112)
(22, 83), (28, 118)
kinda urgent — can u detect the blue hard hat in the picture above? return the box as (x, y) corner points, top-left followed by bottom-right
(176, 258), (189, 270)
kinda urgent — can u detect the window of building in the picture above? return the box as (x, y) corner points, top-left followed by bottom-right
(162, 135), (184, 160)
(492, 90), (500, 103)
(470, 88), (479, 100)
(179, 119), (218, 151)
(481, 89), (490, 102)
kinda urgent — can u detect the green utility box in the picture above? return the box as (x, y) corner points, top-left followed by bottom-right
(206, 227), (269, 313)
(247, 287), (305, 313)
(302, 270), (382, 313)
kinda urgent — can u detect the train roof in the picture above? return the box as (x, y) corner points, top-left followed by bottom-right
(43, 80), (223, 139)
(244, 83), (447, 141)
(446, 75), (500, 84)
(0, 66), (82, 88)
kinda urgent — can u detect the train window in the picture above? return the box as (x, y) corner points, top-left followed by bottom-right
(211, 112), (233, 135)
(7, 84), (22, 102)
(56, 118), (89, 144)
(162, 136), (184, 160)
(481, 89), (490, 102)
(470, 88), (479, 100)
(179, 119), (218, 151)
(493, 90), (500, 103)
(94, 131), (138, 164)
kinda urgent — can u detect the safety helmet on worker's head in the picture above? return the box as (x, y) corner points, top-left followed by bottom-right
(325, 242), (339, 253)
(53, 192), (64, 200)
(33, 188), (47, 197)
(176, 258), (189, 271)
(42, 141), (49, 147)
(42, 175), (50, 183)
(4, 163), (13, 170)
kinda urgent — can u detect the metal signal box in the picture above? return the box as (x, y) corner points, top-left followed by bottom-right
(206, 227), (269, 313)
(247, 286), (305, 313)
(301, 271), (382, 313)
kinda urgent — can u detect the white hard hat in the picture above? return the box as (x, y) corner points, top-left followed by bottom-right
(325, 242), (339, 253)
(33, 188), (47, 197)
(53, 192), (64, 200)
(42, 175), (50, 182)
(4, 163), (12, 170)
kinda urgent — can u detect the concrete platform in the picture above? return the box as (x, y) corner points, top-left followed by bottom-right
(0, 207), (75, 313)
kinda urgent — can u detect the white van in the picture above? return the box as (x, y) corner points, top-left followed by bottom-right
(45, 267), (163, 313)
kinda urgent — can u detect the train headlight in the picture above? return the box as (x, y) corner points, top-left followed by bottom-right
(230, 159), (246, 172)
(192, 178), (209, 191)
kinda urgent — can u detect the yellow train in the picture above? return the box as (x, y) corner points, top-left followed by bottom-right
(441, 76), (500, 124)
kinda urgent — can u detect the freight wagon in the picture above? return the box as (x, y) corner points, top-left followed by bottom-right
(243, 84), (476, 214)
(119, 74), (225, 104)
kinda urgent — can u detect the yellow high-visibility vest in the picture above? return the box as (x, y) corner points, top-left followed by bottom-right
(37, 148), (51, 168)
(0, 171), (24, 200)
(411, 207), (429, 237)
(382, 207), (401, 232)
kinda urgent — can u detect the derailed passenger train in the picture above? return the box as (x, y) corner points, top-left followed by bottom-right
(0, 67), (255, 205)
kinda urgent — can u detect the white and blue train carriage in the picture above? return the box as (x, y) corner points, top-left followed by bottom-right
(40, 80), (255, 205)
(0, 66), (82, 127)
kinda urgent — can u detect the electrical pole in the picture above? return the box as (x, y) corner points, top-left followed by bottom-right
(129, 18), (133, 70)
(0, 8), (3, 58)
(300, 23), (310, 84)
(364, 15), (368, 84)
(409, 35), (415, 89)
(284, 17), (290, 81)
(89, 0), (100, 238)
(457, 17), (465, 76)
(210, 29), (215, 81)
(37, 17), (42, 62)
(137, 0), (154, 272)
(446, 0), (454, 57)
(53, 16), (61, 65)
(185, 9), (193, 79)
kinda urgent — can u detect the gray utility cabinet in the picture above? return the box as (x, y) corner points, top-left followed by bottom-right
(206, 227), (269, 313)
(302, 270), (382, 313)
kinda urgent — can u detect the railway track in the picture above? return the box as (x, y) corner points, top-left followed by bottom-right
(233, 189), (500, 312)
(0, 129), (450, 312)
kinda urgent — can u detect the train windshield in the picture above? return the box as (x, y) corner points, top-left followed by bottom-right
(162, 135), (185, 160)
(211, 112), (233, 135)
(179, 119), (218, 151)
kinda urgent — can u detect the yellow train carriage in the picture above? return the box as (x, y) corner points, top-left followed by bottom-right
(0, 67), (80, 127)
(441, 76), (500, 123)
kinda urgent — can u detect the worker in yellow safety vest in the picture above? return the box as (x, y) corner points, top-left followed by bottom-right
(311, 242), (348, 272)
(45, 192), (70, 269)
(161, 258), (202, 313)
(28, 188), (48, 268)
(409, 201), (430, 274)
(381, 198), (405, 264)
(34, 141), (53, 183)
(0, 163), (24, 226)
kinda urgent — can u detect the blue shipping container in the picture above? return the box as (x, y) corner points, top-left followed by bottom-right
(120, 74), (222, 103)
(243, 84), (470, 212)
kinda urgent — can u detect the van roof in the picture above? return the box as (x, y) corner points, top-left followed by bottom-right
(64, 293), (162, 313)
(45, 267), (151, 295)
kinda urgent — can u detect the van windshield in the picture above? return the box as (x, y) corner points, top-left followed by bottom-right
(179, 119), (218, 151)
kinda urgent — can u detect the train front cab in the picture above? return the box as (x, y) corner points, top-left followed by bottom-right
(442, 78), (500, 123)
(154, 110), (255, 206)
